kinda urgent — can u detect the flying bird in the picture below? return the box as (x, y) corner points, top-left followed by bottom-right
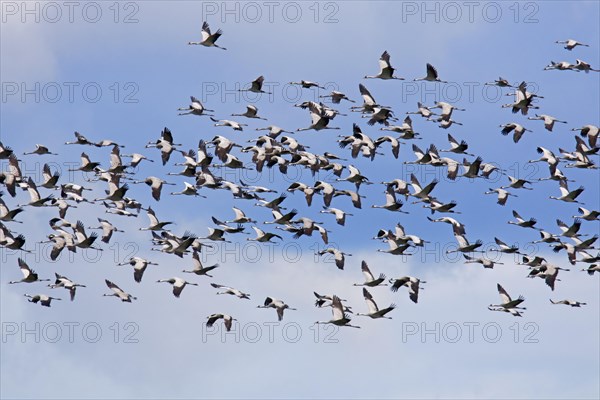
(206, 314), (236, 331)
(257, 297), (297, 321)
(188, 21), (226, 49)
(356, 288), (396, 319)
(364, 50), (404, 80)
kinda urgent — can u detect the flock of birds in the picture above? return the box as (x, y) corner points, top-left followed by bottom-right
(2, 22), (599, 331)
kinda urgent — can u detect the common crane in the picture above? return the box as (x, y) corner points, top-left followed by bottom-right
(414, 63), (447, 83)
(182, 251), (219, 277)
(188, 21), (226, 49)
(555, 39), (589, 50)
(49, 273), (86, 301)
(8, 258), (50, 284)
(353, 260), (387, 287)
(24, 294), (61, 307)
(389, 276), (425, 304)
(488, 283), (526, 316)
(103, 279), (137, 302)
(210, 283), (250, 299)
(315, 295), (360, 328)
(257, 297), (297, 321)
(177, 96), (214, 116)
(550, 299), (587, 307)
(364, 51), (404, 80)
(206, 314), (236, 331)
(239, 75), (271, 94)
(156, 277), (198, 298)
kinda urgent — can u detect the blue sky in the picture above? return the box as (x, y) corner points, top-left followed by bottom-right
(1, 1), (599, 399)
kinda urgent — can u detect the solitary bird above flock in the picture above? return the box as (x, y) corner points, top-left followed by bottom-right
(365, 51), (404, 80)
(188, 21), (226, 50)
(488, 284), (526, 317)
